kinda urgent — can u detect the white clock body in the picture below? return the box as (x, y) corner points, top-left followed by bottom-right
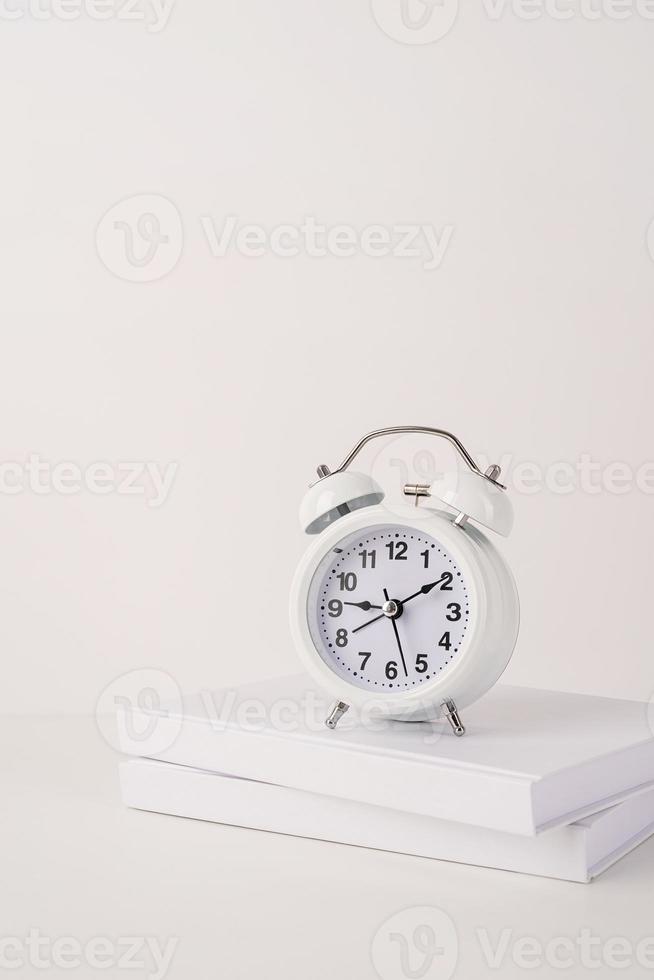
(289, 504), (519, 721)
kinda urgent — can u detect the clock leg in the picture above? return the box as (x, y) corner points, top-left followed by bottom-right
(325, 700), (350, 730)
(441, 698), (466, 737)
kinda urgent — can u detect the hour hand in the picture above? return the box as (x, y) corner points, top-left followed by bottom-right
(344, 601), (383, 611)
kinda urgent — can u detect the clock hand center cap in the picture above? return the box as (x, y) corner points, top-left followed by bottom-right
(382, 599), (403, 619)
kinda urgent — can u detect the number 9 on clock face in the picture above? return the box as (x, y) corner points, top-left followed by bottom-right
(306, 524), (470, 691)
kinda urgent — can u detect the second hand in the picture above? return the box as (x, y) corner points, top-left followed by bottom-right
(383, 587), (408, 677)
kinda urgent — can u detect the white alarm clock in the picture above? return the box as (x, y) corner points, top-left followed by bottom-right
(289, 426), (519, 736)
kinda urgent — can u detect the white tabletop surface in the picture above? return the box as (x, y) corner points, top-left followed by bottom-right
(3, 715), (654, 980)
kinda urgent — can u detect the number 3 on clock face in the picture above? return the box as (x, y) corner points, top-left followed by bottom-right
(306, 524), (470, 691)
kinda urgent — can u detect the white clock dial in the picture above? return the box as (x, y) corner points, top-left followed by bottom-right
(307, 524), (470, 692)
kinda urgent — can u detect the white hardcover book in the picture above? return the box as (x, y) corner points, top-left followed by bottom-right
(119, 674), (654, 836)
(120, 758), (654, 883)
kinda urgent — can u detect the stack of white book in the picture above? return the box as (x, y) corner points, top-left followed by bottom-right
(119, 674), (654, 882)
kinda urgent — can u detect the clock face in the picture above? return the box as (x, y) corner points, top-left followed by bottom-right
(307, 523), (471, 693)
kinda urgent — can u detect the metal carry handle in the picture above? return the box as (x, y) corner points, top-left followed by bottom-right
(330, 426), (504, 488)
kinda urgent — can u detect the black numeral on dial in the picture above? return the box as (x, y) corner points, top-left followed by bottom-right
(446, 603), (461, 622)
(358, 652), (371, 671)
(359, 549), (376, 568)
(415, 654), (428, 673)
(327, 599), (343, 617)
(439, 631), (451, 650)
(385, 541), (407, 560)
(335, 629), (348, 647)
(337, 572), (357, 592)
(385, 661), (398, 680)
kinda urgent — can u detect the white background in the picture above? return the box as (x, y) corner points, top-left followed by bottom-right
(3, 5), (654, 979)
(1, 2), (653, 718)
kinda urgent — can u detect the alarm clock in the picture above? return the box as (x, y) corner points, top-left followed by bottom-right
(289, 426), (519, 736)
